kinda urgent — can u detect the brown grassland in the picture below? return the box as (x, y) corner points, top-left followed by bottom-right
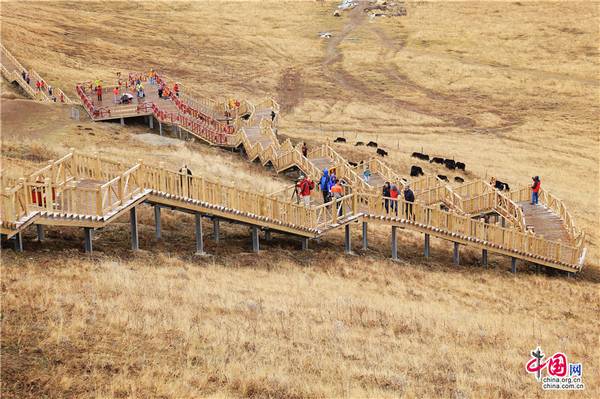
(1, 1), (599, 398)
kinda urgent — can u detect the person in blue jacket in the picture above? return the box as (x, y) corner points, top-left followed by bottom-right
(319, 169), (331, 203)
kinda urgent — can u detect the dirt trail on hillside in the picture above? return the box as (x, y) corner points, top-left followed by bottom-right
(322, 8), (524, 132)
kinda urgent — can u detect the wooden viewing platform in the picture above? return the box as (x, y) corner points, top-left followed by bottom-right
(0, 50), (587, 274)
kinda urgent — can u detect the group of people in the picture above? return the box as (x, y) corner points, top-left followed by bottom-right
(158, 81), (178, 99)
(25, 70), (62, 102)
(382, 182), (415, 218)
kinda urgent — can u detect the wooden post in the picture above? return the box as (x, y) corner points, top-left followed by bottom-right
(362, 221), (368, 250)
(511, 257), (517, 273)
(195, 213), (205, 256)
(344, 224), (351, 254)
(391, 226), (397, 260)
(84, 227), (93, 254)
(44, 178), (52, 211)
(482, 249), (488, 268)
(36, 224), (45, 241)
(213, 218), (220, 242)
(95, 187), (102, 216)
(301, 237), (309, 250)
(264, 229), (272, 241)
(149, 116), (154, 129)
(251, 226), (259, 253)
(453, 242), (460, 265)
(154, 206), (161, 239)
(13, 232), (23, 252)
(424, 233), (430, 258)
(120, 117), (125, 126)
(130, 207), (139, 251)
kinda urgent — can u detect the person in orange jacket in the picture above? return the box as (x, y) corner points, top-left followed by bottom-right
(531, 176), (541, 205)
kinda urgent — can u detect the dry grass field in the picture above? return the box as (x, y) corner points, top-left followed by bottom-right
(1, 1), (599, 398)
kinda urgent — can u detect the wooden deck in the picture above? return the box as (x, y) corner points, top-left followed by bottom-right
(519, 202), (572, 243)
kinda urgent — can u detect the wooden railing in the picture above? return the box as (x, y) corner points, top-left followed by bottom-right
(357, 193), (581, 268)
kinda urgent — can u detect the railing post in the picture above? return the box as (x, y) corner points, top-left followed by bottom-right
(95, 187), (102, 216)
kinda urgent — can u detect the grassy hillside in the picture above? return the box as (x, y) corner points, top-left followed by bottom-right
(1, 1), (599, 398)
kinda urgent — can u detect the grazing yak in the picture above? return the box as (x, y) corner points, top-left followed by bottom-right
(454, 176), (465, 183)
(444, 159), (456, 170)
(410, 165), (424, 177)
(437, 174), (449, 182)
(456, 162), (466, 171)
(430, 157), (444, 165)
(366, 141), (378, 148)
(355, 141), (365, 146)
(494, 180), (510, 191)
(348, 161), (358, 167)
(376, 148), (388, 157)
(334, 137), (347, 143)
(411, 152), (430, 161)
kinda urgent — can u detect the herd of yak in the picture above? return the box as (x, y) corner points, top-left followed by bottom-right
(333, 136), (469, 184)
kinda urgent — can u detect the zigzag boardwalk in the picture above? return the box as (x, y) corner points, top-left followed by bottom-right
(0, 68), (587, 275)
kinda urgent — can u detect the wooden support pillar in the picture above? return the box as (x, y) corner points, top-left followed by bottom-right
(391, 226), (398, 260)
(120, 117), (125, 126)
(14, 232), (23, 252)
(149, 116), (154, 129)
(213, 218), (220, 242)
(84, 228), (93, 254)
(36, 224), (45, 241)
(194, 213), (205, 256)
(130, 207), (139, 251)
(424, 233), (430, 258)
(482, 249), (488, 268)
(264, 229), (272, 241)
(301, 237), (309, 250)
(154, 206), (161, 239)
(511, 257), (517, 273)
(251, 226), (259, 253)
(344, 224), (351, 254)
(453, 242), (460, 265)
(159, 122), (163, 136)
(362, 221), (368, 250)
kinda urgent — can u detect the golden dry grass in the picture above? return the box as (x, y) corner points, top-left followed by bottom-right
(1, 1), (599, 398)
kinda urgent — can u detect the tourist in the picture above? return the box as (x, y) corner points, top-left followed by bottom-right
(47, 85), (53, 96)
(59, 92), (64, 103)
(113, 87), (119, 103)
(330, 180), (344, 216)
(318, 169), (331, 203)
(363, 167), (371, 183)
(390, 184), (399, 216)
(329, 171), (337, 191)
(21, 70), (26, 80)
(173, 82), (180, 97)
(25, 73), (30, 84)
(403, 184), (415, 220)
(96, 85), (103, 102)
(383, 182), (391, 214)
(302, 142), (308, 158)
(531, 176), (541, 205)
(296, 175), (314, 206)
(158, 83), (163, 99)
(35, 80), (41, 92)
(179, 165), (193, 195)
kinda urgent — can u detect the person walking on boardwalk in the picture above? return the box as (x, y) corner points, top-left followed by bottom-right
(318, 169), (331, 203)
(178, 164), (193, 195)
(330, 180), (344, 217)
(390, 184), (400, 216)
(96, 85), (103, 102)
(531, 176), (541, 205)
(403, 184), (415, 220)
(383, 182), (391, 214)
(47, 85), (53, 96)
(363, 167), (371, 183)
(35, 80), (41, 92)
(296, 175), (314, 206)
(113, 87), (119, 103)
(302, 142), (308, 158)
(173, 82), (180, 97)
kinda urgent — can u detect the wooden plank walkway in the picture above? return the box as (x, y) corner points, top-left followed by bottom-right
(519, 202), (572, 243)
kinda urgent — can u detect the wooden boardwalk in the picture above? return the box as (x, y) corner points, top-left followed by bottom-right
(0, 55), (587, 274)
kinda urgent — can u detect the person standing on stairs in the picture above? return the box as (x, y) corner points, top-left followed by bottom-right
(113, 87), (120, 103)
(390, 184), (400, 216)
(403, 184), (415, 220)
(531, 176), (541, 205)
(331, 180), (344, 217)
(302, 142), (308, 158)
(319, 169), (331, 204)
(383, 182), (391, 214)
(296, 175), (314, 206)
(96, 85), (103, 102)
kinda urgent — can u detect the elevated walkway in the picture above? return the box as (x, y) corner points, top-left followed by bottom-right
(0, 43), (73, 104)
(0, 150), (587, 273)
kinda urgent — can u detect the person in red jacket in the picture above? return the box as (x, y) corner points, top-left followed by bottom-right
(96, 85), (103, 102)
(296, 175), (314, 206)
(531, 176), (541, 205)
(390, 184), (400, 216)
